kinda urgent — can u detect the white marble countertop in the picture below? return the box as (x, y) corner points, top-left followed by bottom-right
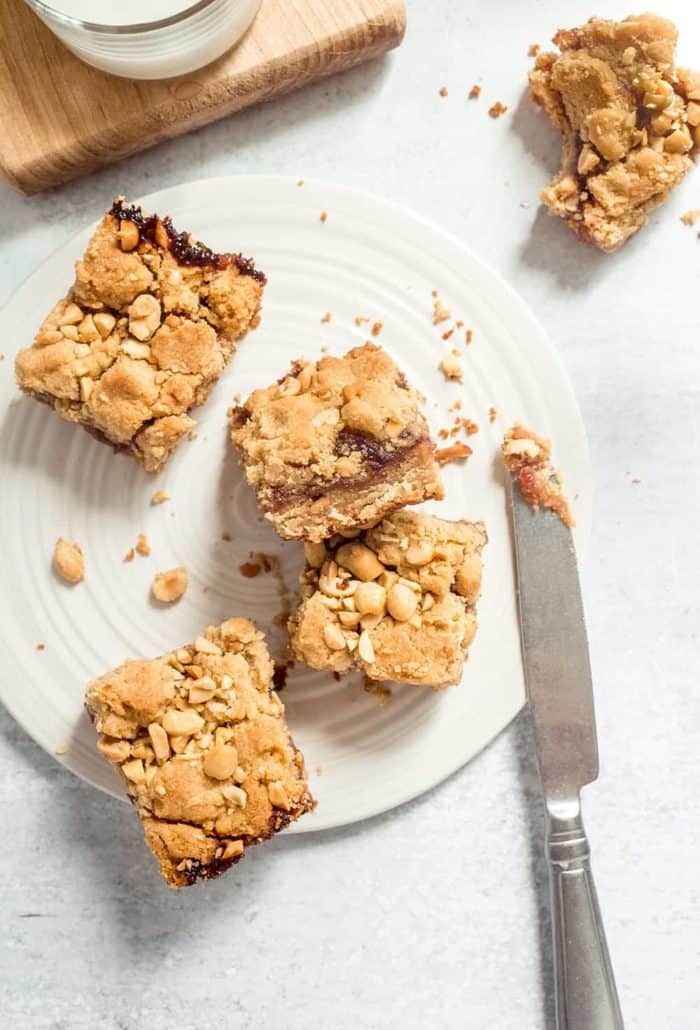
(2, 1), (699, 1027)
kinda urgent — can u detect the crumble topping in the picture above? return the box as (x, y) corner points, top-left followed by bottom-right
(15, 199), (265, 472)
(53, 538), (84, 584)
(289, 511), (486, 688)
(85, 618), (313, 888)
(151, 566), (188, 603)
(529, 13), (700, 251)
(503, 424), (574, 528)
(230, 343), (444, 542)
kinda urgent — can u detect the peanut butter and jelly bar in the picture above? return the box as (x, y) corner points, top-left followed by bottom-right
(85, 618), (313, 888)
(288, 511), (486, 688)
(230, 343), (444, 542)
(502, 424), (574, 529)
(16, 199), (265, 472)
(529, 13), (700, 251)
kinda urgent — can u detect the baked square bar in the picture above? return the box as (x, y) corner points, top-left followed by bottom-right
(15, 198), (266, 472)
(529, 13), (700, 251)
(85, 618), (313, 888)
(230, 343), (444, 542)
(502, 423), (574, 529)
(288, 511), (487, 688)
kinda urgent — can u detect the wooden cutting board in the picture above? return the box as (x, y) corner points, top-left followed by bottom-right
(0, 0), (406, 195)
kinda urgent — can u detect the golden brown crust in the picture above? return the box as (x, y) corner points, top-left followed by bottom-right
(15, 200), (265, 472)
(529, 13), (699, 251)
(288, 511), (487, 688)
(230, 343), (444, 542)
(502, 423), (574, 528)
(85, 618), (313, 888)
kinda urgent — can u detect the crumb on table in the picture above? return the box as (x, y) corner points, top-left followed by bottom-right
(528, 43), (540, 57)
(468, 85), (481, 99)
(320, 311), (332, 324)
(36, 642), (46, 651)
(439, 86), (448, 97)
(124, 548), (135, 562)
(681, 209), (700, 225)
(354, 315), (369, 326)
(488, 406), (497, 423)
(320, 211), (328, 223)
(371, 321), (383, 337)
(151, 490), (169, 505)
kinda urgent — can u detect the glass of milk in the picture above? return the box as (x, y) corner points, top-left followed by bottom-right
(24, 0), (262, 79)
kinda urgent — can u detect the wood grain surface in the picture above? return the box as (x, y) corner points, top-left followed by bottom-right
(0, 0), (406, 195)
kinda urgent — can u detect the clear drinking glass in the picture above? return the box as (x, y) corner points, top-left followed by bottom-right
(23, 0), (262, 80)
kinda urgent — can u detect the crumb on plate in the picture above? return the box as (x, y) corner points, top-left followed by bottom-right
(435, 442), (472, 464)
(136, 533), (151, 557)
(439, 354), (464, 381)
(432, 298), (451, 324)
(53, 538), (84, 584)
(151, 566), (188, 603)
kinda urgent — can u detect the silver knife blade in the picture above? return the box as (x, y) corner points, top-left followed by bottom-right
(509, 481), (599, 800)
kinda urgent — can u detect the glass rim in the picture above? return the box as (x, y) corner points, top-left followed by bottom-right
(24, 0), (221, 34)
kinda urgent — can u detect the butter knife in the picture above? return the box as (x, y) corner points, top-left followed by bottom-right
(509, 483), (624, 1030)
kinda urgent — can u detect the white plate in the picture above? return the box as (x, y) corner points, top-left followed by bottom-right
(0, 176), (591, 831)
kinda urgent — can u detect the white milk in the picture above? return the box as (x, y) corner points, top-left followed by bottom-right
(26, 0), (261, 78)
(43, 1), (194, 26)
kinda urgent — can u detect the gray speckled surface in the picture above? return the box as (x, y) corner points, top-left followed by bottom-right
(2, 2), (700, 1027)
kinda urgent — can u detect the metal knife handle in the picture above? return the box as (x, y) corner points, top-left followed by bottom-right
(547, 807), (624, 1030)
